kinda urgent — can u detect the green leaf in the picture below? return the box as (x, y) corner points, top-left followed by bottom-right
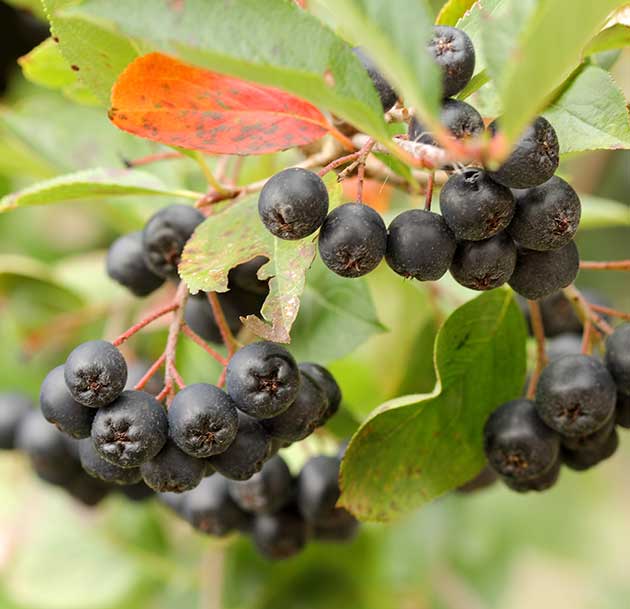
(65, 0), (390, 142)
(339, 289), (526, 522)
(543, 65), (630, 154)
(318, 0), (441, 126)
(436, 0), (477, 26)
(0, 168), (201, 213)
(498, 0), (623, 142)
(578, 194), (630, 229)
(585, 23), (630, 55)
(455, 0), (503, 75)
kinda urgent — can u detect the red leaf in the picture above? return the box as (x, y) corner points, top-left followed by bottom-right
(109, 53), (332, 155)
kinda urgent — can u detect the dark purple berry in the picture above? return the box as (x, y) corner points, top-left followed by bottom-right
(428, 26), (476, 97)
(297, 455), (342, 522)
(501, 457), (561, 493)
(408, 99), (483, 146)
(252, 507), (308, 560)
(352, 47), (398, 111)
(605, 323), (630, 395)
(562, 429), (618, 471)
(228, 256), (269, 295)
(140, 440), (205, 493)
(78, 438), (142, 485)
(298, 362), (342, 426)
(0, 392), (32, 449)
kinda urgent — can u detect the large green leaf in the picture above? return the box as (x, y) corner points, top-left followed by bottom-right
(318, 0), (441, 126)
(544, 65), (630, 154)
(65, 0), (390, 142)
(339, 289), (526, 521)
(436, 0), (477, 26)
(0, 168), (201, 213)
(578, 194), (630, 230)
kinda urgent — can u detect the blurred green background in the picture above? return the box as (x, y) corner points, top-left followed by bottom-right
(0, 1), (629, 608)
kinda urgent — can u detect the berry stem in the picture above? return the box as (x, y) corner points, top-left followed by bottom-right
(425, 172), (435, 211)
(161, 283), (189, 404)
(193, 152), (230, 195)
(207, 292), (239, 355)
(328, 126), (356, 152)
(123, 151), (182, 168)
(579, 260), (630, 271)
(181, 323), (228, 365)
(563, 284), (614, 335)
(133, 353), (167, 391)
(168, 362), (186, 389)
(112, 303), (179, 347)
(581, 317), (593, 355)
(588, 303), (630, 321)
(526, 300), (547, 400)
(156, 382), (173, 403)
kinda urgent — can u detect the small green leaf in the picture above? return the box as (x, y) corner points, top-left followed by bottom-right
(544, 65), (630, 154)
(0, 168), (201, 213)
(455, 0), (503, 76)
(579, 194), (630, 229)
(339, 289), (526, 521)
(585, 23), (630, 56)
(436, 0), (477, 26)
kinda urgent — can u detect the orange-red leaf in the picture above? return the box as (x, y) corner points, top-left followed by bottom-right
(109, 53), (331, 155)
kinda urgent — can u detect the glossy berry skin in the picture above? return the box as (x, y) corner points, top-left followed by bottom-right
(182, 475), (250, 536)
(488, 117), (559, 189)
(64, 340), (128, 408)
(298, 363), (342, 426)
(408, 99), (484, 146)
(450, 232), (517, 291)
(428, 26), (476, 98)
(535, 354), (617, 437)
(226, 341), (300, 419)
(140, 440), (205, 493)
(78, 438), (142, 485)
(106, 231), (164, 297)
(616, 393), (630, 429)
(258, 168), (329, 240)
(252, 507), (308, 560)
(604, 324), (630, 395)
(209, 412), (273, 481)
(502, 458), (560, 493)
(40, 366), (95, 439)
(562, 429), (618, 471)
(439, 169), (515, 241)
(142, 204), (204, 279)
(262, 374), (328, 442)
(318, 203), (387, 278)
(508, 177), (581, 251)
(297, 455), (342, 522)
(227, 454), (293, 514)
(0, 393), (32, 449)
(561, 413), (615, 452)
(483, 399), (560, 481)
(168, 384), (239, 458)
(352, 47), (398, 111)
(385, 209), (456, 281)
(91, 390), (168, 468)
(228, 256), (269, 295)
(508, 241), (579, 300)
(546, 333), (584, 362)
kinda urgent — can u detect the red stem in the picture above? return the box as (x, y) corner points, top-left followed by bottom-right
(168, 362), (186, 389)
(181, 324), (228, 365)
(133, 353), (166, 391)
(207, 293), (238, 355)
(581, 317), (593, 354)
(318, 150), (363, 177)
(526, 300), (547, 400)
(161, 283), (189, 404)
(579, 260), (630, 271)
(425, 172), (435, 211)
(588, 303), (630, 321)
(112, 303), (179, 347)
(123, 152), (182, 168)
(563, 284), (614, 335)
(156, 382), (172, 402)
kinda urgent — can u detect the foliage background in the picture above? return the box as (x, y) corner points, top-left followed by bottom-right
(0, 0), (629, 608)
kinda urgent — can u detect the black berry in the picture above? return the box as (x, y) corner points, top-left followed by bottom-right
(0, 392), (32, 449)
(318, 203), (387, 278)
(313, 507), (358, 542)
(298, 362), (342, 426)
(508, 241), (579, 300)
(66, 472), (110, 506)
(439, 169), (515, 241)
(140, 439), (205, 493)
(502, 458), (560, 493)
(78, 438), (142, 485)
(352, 47), (398, 111)
(252, 507), (308, 560)
(535, 354), (617, 437)
(64, 340), (127, 408)
(488, 116), (559, 189)
(297, 455), (342, 522)
(184, 292), (242, 345)
(118, 480), (155, 502)
(483, 399), (560, 481)
(450, 232), (517, 291)
(168, 383), (239, 458)
(604, 324), (630, 395)
(91, 390), (168, 467)
(225, 341), (300, 419)
(562, 429), (618, 471)
(106, 231), (164, 297)
(546, 333), (584, 362)
(456, 466), (498, 494)
(561, 413), (615, 452)
(408, 99), (484, 146)
(142, 204), (204, 279)
(228, 256), (269, 295)
(40, 366), (95, 439)
(616, 392), (630, 429)
(428, 26), (476, 97)
(385, 209), (456, 281)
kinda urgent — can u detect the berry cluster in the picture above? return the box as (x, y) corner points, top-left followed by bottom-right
(159, 451), (357, 560)
(483, 323), (630, 492)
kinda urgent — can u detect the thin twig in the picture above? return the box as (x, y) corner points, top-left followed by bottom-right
(425, 172), (435, 211)
(181, 324), (228, 365)
(526, 300), (547, 399)
(123, 151), (182, 168)
(207, 293), (238, 355)
(133, 353), (166, 391)
(168, 362), (186, 389)
(194, 152), (230, 195)
(588, 303), (630, 321)
(581, 317), (593, 354)
(161, 283), (189, 404)
(112, 303), (179, 347)
(563, 284), (614, 335)
(579, 260), (630, 271)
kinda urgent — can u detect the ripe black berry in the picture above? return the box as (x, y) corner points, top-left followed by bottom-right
(0, 392), (32, 449)
(78, 438), (142, 485)
(604, 324), (630, 395)
(408, 99), (484, 146)
(385, 209), (456, 281)
(508, 177), (581, 251)
(262, 374), (328, 442)
(456, 466), (498, 494)
(91, 390), (168, 468)
(439, 169), (515, 241)
(225, 341), (300, 419)
(258, 168), (329, 240)
(298, 362), (342, 426)
(140, 440), (205, 493)
(561, 414), (615, 452)
(297, 455), (342, 522)
(428, 26), (475, 97)
(488, 116), (559, 189)
(252, 507), (308, 560)
(106, 231), (164, 297)
(449, 232), (517, 291)
(546, 333), (584, 362)
(562, 429), (618, 471)
(66, 472), (110, 507)
(313, 507), (358, 542)
(318, 203), (387, 278)
(168, 383), (239, 458)
(352, 47), (398, 111)
(209, 412), (273, 480)
(184, 292), (242, 345)
(227, 454), (293, 513)
(508, 241), (579, 300)
(535, 354), (617, 437)
(502, 458), (560, 493)
(64, 340), (127, 408)
(40, 366), (95, 439)
(483, 399), (560, 481)
(228, 256), (269, 295)
(118, 480), (155, 502)
(142, 204), (204, 279)
(616, 392), (630, 429)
